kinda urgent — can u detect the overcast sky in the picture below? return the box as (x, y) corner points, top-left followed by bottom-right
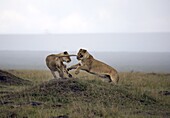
(0, 0), (170, 33)
(0, 0), (170, 52)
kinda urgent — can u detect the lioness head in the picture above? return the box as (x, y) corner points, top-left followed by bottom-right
(77, 49), (90, 60)
(61, 51), (71, 63)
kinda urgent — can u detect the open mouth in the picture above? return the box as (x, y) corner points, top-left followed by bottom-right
(77, 55), (83, 60)
(67, 60), (71, 63)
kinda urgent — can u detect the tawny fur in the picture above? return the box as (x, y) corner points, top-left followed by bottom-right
(46, 51), (73, 79)
(68, 49), (119, 84)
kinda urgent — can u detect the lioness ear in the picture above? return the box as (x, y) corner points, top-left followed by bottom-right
(64, 51), (68, 55)
(82, 49), (87, 53)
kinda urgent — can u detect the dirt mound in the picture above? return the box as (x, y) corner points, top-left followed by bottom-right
(0, 72), (169, 118)
(39, 79), (87, 93)
(0, 70), (31, 85)
(1, 78), (168, 118)
(3, 78), (157, 107)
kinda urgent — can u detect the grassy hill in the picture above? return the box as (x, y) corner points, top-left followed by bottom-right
(0, 70), (31, 86)
(0, 70), (169, 118)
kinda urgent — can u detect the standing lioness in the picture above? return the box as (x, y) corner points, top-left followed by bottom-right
(68, 49), (119, 84)
(46, 51), (76, 79)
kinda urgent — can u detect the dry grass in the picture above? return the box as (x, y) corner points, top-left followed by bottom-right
(0, 70), (169, 118)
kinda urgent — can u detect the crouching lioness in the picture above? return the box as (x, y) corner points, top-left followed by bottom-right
(68, 49), (119, 84)
(46, 51), (76, 79)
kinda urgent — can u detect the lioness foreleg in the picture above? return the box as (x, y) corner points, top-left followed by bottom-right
(67, 63), (81, 71)
(75, 65), (89, 75)
(62, 67), (72, 78)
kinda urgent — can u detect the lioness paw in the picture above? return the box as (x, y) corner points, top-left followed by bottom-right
(67, 68), (72, 71)
(75, 70), (79, 75)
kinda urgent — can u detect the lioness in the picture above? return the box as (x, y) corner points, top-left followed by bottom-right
(46, 51), (76, 79)
(68, 49), (119, 84)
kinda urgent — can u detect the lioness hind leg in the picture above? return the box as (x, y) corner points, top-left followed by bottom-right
(110, 73), (119, 84)
(103, 75), (112, 83)
(51, 71), (57, 79)
(58, 70), (64, 78)
(97, 74), (111, 82)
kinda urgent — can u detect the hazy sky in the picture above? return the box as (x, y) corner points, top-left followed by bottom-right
(0, 0), (170, 52)
(0, 0), (170, 33)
